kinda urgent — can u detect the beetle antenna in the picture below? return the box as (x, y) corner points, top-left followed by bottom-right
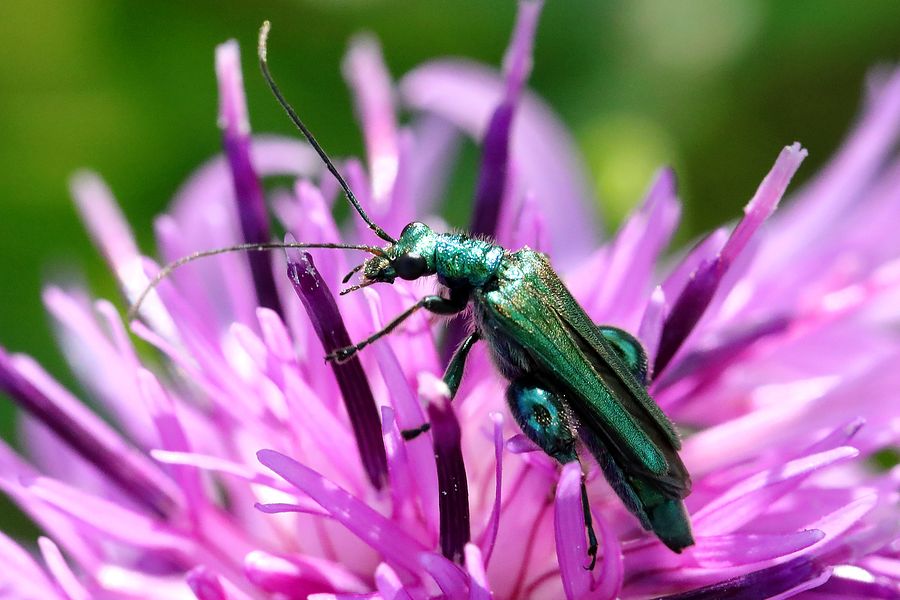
(127, 240), (384, 323)
(258, 21), (397, 245)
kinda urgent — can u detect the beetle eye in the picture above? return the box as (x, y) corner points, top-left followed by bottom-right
(393, 254), (428, 280)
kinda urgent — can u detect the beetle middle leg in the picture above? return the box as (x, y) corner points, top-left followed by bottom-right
(326, 288), (470, 363)
(507, 375), (598, 569)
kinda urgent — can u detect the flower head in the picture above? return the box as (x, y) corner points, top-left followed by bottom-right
(2, 2), (900, 599)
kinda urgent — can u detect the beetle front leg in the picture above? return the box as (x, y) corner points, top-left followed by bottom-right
(326, 289), (469, 363)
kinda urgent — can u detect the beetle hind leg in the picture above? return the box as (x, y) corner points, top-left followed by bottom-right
(506, 376), (598, 568)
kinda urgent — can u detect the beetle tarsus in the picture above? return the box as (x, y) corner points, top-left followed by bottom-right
(401, 423), (431, 440)
(326, 346), (358, 364)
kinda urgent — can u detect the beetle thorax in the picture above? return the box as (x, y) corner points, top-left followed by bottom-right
(434, 233), (505, 289)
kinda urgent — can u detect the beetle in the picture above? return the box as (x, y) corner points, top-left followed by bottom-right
(132, 21), (693, 567)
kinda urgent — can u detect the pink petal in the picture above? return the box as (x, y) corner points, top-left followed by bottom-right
(343, 34), (399, 211)
(693, 446), (859, 535)
(477, 412), (504, 567)
(464, 544), (492, 600)
(0, 531), (58, 599)
(690, 530), (825, 569)
(374, 562), (413, 600)
(244, 550), (367, 598)
(38, 537), (91, 600)
(554, 462), (591, 599)
(257, 449), (428, 577)
(187, 566), (227, 600)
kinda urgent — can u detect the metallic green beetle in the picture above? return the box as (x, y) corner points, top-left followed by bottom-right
(260, 20), (694, 564)
(136, 22), (694, 568)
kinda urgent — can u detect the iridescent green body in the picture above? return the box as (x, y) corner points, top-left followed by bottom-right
(336, 221), (694, 557)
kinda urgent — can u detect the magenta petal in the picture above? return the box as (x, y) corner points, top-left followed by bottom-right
(420, 552), (468, 600)
(464, 544), (492, 600)
(587, 168), (680, 326)
(26, 475), (189, 553)
(0, 531), (58, 598)
(244, 550), (366, 598)
(693, 446), (859, 535)
(812, 569), (900, 599)
(592, 510), (623, 600)
(186, 566), (227, 600)
(0, 348), (178, 517)
(659, 557), (830, 600)
(554, 462), (592, 599)
(257, 449), (428, 577)
(690, 530), (825, 569)
(477, 412), (504, 566)
(506, 434), (541, 454)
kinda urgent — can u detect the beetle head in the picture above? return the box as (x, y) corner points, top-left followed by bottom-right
(344, 222), (438, 292)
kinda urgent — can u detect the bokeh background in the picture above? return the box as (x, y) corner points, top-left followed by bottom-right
(1, 0), (899, 530)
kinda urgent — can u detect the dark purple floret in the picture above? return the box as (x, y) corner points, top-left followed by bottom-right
(654, 144), (806, 378)
(655, 315), (791, 394)
(218, 42), (283, 317)
(654, 258), (722, 377)
(470, 102), (515, 237)
(285, 251), (388, 490)
(222, 129), (283, 317)
(427, 397), (471, 563)
(0, 348), (176, 517)
(813, 573), (900, 599)
(659, 557), (825, 599)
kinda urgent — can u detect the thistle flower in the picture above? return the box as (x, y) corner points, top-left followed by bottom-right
(2, 2), (900, 599)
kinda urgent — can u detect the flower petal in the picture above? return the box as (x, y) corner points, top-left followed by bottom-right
(554, 462), (592, 599)
(343, 34), (399, 212)
(257, 449), (428, 577)
(38, 537), (91, 600)
(285, 244), (388, 490)
(216, 39), (282, 315)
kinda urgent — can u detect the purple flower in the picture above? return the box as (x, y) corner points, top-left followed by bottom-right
(2, 2), (900, 598)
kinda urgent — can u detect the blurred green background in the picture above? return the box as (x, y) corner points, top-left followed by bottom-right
(0, 0), (899, 522)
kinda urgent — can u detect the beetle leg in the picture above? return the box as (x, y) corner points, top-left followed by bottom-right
(443, 331), (481, 400)
(506, 375), (598, 569)
(401, 330), (482, 441)
(326, 290), (469, 363)
(597, 325), (649, 384)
